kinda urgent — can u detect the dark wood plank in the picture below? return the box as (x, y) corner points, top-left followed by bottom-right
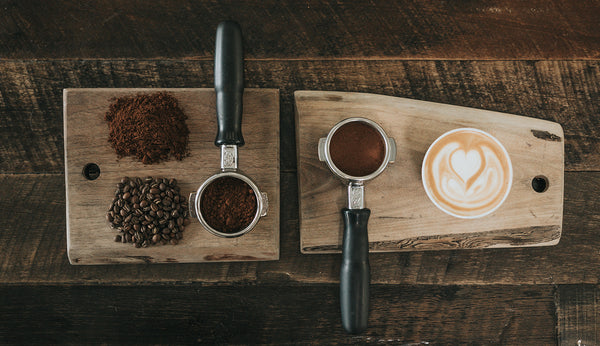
(1, 171), (599, 285)
(1, 0), (599, 59)
(1, 60), (599, 174)
(558, 285), (600, 346)
(0, 284), (556, 344)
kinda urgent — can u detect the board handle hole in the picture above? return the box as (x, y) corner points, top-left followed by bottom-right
(82, 163), (101, 180)
(532, 175), (549, 193)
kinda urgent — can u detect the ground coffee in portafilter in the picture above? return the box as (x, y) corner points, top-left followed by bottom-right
(200, 176), (258, 234)
(105, 92), (190, 164)
(329, 121), (386, 177)
(107, 177), (190, 247)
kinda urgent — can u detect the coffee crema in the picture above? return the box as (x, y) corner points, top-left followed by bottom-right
(422, 128), (512, 218)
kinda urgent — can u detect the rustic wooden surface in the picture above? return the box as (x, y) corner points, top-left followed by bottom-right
(1, 0), (600, 344)
(296, 91), (563, 253)
(64, 88), (280, 264)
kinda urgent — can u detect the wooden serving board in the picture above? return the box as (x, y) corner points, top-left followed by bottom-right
(296, 91), (564, 253)
(64, 88), (279, 264)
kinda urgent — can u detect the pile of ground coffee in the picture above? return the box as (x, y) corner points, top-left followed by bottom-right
(107, 176), (190, 247)
(200, 176), (257, 234)
(105, 92), (189, 164)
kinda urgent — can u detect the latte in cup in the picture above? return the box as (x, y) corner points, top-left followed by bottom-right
(421, 128), (512, 218)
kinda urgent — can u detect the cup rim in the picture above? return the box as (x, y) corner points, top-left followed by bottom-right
(421, 127), (513, 219)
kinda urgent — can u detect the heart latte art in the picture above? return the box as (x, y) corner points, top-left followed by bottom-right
(422, 128), (512, 218)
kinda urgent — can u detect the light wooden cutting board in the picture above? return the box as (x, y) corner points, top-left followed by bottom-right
(64, 88), (279, 264)
(295, 91), (564, 253)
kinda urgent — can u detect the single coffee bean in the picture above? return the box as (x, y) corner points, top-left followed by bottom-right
(140, 200), (149, 208)
(115, 234), (122, 242)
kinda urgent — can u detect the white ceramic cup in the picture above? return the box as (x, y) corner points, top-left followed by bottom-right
(421, 128), (513, 219)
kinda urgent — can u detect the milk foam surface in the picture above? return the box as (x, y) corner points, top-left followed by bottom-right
(422, 129), (512, 218)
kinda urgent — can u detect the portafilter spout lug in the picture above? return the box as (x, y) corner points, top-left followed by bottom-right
(348, 182), (365, 210)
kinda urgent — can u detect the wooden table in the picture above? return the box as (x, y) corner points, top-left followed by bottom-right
(1, 1), (599, 344)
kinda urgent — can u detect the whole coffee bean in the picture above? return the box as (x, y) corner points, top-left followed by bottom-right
(107, 176), (188, 248)
(115, 234), (122, 242)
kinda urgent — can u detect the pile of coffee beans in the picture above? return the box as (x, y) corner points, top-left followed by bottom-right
(107, 177), (190, 247)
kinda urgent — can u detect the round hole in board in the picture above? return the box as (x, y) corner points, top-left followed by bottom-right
(532, 175), (549, 193)
(82, 163), (101, 180)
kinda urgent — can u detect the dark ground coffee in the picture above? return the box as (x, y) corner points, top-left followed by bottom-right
(329, 121), (386, 177)
(200, 176), (257, 234)
(105, 92), (189, 164)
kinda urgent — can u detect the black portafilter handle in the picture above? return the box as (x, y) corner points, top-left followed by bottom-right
(214, 20), (244, 147)
(340, 208), (371, 334)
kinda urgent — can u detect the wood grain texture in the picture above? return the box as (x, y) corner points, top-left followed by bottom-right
(65, 88), (279, 264)
(296, 91), (563, 253)
(1, 171), (599, 285)
(558, 285), (600, 346)
(0, 0), (599, 59)
(0, 284), (556, 344)
(1, 60), (599, 174)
